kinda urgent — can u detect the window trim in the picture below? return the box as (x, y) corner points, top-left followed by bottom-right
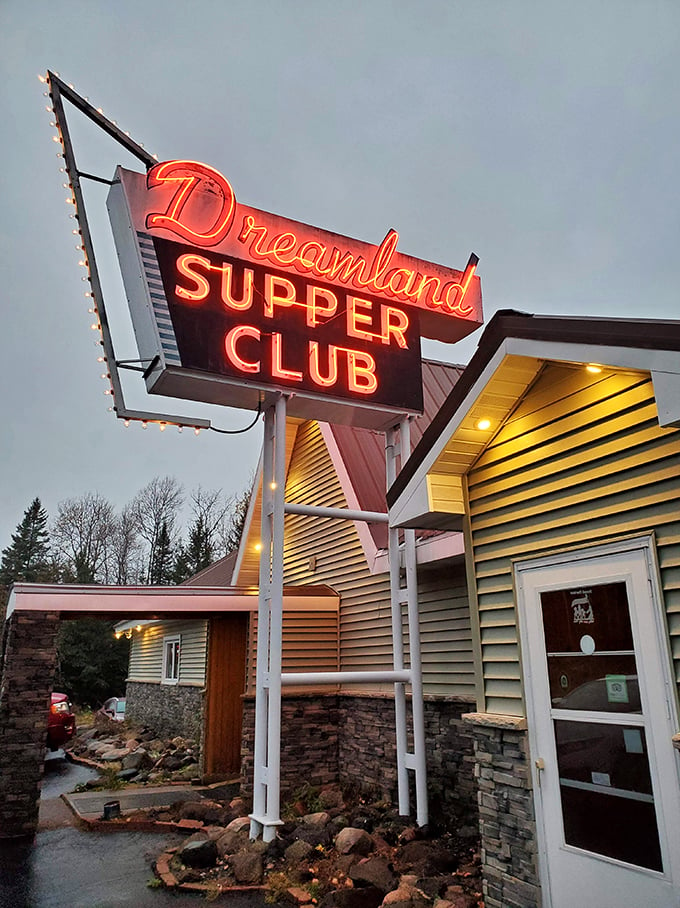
(162, 634), (181, 685)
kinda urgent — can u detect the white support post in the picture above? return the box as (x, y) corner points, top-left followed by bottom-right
(249, 395), (287, 842)
(400, 417), (428, 827)
(386, 427), (410, 816)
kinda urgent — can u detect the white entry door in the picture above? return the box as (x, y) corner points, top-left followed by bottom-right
(516, 537), (680, 908)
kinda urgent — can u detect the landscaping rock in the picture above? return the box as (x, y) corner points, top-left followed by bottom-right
(230, 850), (264, 885)
(121, 747), (151, 771)
(226, 815), (252, 833)
(302, 811), (331, 828)
(179, 837), (218, 868)
(179, 799), (229, 825)
(332, 885), (384, 908)
(349, 857), (397, 894)
(335, 828), (374, 856)
(100, 748), (130, 762)
(285, 839), (315, 863)
(216, 827), (249, 856)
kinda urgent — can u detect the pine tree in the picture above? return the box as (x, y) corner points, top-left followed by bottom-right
(0, 498), (52, 586)
(149, 521), (174, 585)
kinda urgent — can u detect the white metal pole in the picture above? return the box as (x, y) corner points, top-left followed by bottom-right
(250, 405), (275, 839)
(386, 427), (409, 815)
(400, 417), (428, 827)
(262, 393), (287, 842)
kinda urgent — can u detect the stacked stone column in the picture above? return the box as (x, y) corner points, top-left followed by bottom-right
(463, 713), (541, 908)
(0, 610), (60, 838)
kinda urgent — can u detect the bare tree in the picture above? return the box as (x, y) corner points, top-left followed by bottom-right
(130, 476), (184, 583)
(51, 492), (116, 583)
(108, 503), (144, 584)
(218, 481), (253, 555)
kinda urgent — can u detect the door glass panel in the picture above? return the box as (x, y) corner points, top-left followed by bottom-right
(554, 719), (662, 870)
(541, 581), (640, 712)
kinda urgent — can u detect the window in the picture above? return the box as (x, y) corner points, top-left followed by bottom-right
(162, 635), (180, 684)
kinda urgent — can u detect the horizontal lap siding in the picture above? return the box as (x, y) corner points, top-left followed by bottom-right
(277, 421), (474, 699)
(127, 619), (208, 685)
(466, 366), (680, 716)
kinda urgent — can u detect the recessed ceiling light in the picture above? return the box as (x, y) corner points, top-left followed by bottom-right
(476, 418), (491, 431)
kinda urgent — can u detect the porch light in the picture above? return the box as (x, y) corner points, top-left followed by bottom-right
(586, 364), (603, 374)
(476, 418), (491, 431)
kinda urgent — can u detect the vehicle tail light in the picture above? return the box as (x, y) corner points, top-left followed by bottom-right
(51, 701), (70, 714)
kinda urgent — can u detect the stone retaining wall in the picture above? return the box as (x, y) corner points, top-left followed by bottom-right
(0, 610), (60, 838)
(241, 693), (477, 825)
(463, 714), (541, 908)
(125, 681), (204, 743)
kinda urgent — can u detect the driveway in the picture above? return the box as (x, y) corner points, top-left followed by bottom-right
(0, 752), (266, 908)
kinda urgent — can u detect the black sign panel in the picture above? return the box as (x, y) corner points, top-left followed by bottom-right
(153, 237), (423, 412)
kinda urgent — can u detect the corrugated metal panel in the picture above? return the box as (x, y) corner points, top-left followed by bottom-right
(127, 619), (208, 686)
(276, 420), (475, 699)
(466, 366), (680, 714)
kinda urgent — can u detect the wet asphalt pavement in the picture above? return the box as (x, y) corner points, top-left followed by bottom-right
(0, 752), (267, 908)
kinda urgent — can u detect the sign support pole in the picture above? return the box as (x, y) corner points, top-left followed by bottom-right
(250, 394), (287, 842)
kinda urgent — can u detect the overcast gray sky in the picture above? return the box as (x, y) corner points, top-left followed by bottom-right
(1, 1), (679, 550)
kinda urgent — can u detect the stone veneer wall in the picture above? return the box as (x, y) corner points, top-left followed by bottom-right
(338, 694), (477, 825)
(241, 692), (477, 826)
(463, 714), (541, 908)
(125, 681), (204, 743)
(241, 693), (340, 798)
(0, 611), (60, 838)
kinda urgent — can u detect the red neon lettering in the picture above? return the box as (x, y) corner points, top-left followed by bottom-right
(146, 160), (235, 246)
(309, 342), (338, 388)
(264, 274), (298, 318)
(271, 333), (303, 382)
(221, 264), (253, 311)
(345, 349), (377, 394)
(305, 286), (337, 327)
(430, 255), (478, 316)
(176, 254), (211, 301)
(225, 325), (260, 373)
(381, 307), (409, 348)
(346, 296), (375, 343)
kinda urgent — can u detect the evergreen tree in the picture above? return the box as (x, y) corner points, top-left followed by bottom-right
(0, 498), (52, 586)
(149, 521), (174, 584)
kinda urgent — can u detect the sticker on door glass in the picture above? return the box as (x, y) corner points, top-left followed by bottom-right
(570, 590), (594, 624)
(623, 728), (643, 754)
(605, 674), (629, 704)
(591, 771), (611, 787)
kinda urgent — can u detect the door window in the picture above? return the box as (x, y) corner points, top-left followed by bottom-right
(540, 581), (662, 870)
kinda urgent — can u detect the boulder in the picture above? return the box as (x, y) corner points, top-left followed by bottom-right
(335, 827), (374, 856)
(226, 815), (252, 833)
(332, 885), (384, 908)
(179, 837), (218, 868)
(230, 851), (264, 885)
(179, 799), (230, 825)
(349, 857), (397, 894)
(284, 839), (315, 863)
(302, 811), (331, 828)
(216, 827), (250, 857)
(121, 748), (151, 771)
(100, 748), (130, 762)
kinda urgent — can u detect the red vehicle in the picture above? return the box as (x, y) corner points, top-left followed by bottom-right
(47, 692), (76, 751)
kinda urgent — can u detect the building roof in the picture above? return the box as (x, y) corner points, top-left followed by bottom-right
(327, 359), (464, 549)
(387, 309), (680, 512)
(183, 550), (239, 587)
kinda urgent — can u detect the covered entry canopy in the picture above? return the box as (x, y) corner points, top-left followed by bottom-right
(6, 582), (339, 620)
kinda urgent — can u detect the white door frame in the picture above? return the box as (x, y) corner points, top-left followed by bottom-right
(515, 534), (680, 908)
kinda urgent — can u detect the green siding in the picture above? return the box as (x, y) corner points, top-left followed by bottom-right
(466, 365), (680, 716)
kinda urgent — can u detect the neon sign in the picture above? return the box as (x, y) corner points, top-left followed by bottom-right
(107, 160), (483, 429)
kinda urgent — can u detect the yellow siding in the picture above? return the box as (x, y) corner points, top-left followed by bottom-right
(466, 365), (680, 716)
(127, 619), (208, 686)
(273, 420), (475, 699)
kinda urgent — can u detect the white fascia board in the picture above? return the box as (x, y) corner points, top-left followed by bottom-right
(6, 583), (338, 617)
(232, 446), (263, 585)
(651, 371), (680, 427)
(372, 531), (465, 573)
(505, 336), (680, 376)
(389, 343), (510, 521)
